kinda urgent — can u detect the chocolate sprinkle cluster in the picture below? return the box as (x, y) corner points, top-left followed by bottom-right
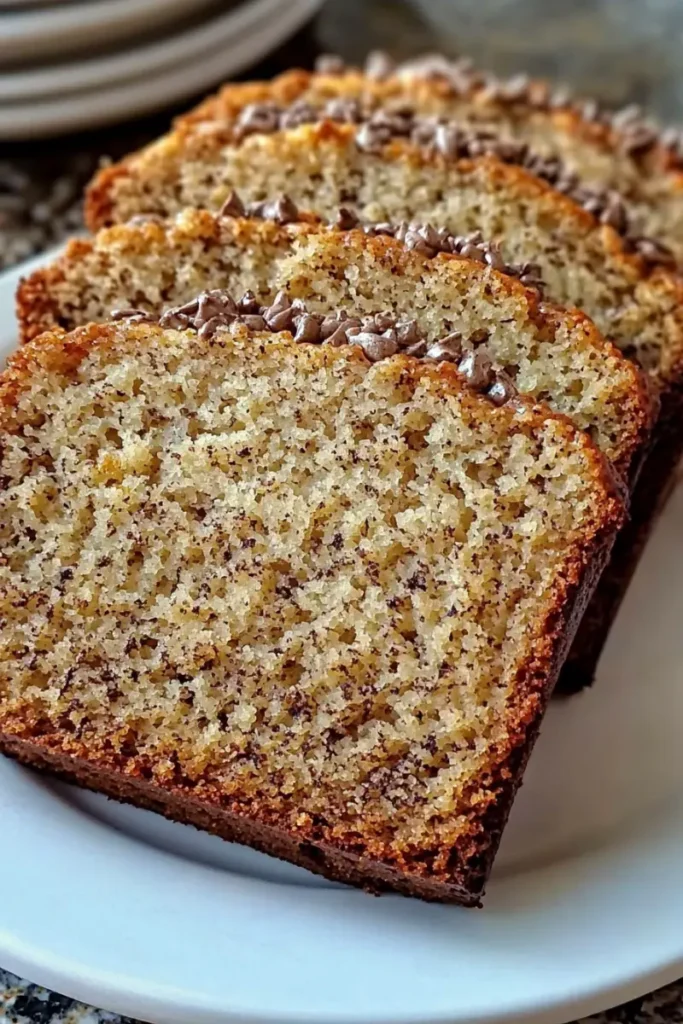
(229, 96), (675, 266)
(215, 188), (544, 291)
(111, 290), (519, 407)
(335, 209), (544, 289)
(316, 50), (683, 163)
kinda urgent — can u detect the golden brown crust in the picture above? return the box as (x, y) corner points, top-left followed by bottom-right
(84, 67), (683, 237)
(0, 319), (624, 901)
(81, 111), (683, 397)
(16, 208), (655, 485)
(173, 67), (683, 178)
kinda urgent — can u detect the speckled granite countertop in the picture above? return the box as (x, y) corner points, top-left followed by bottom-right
(2, 0), (683, 1021)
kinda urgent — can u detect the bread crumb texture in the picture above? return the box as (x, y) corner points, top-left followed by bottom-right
(148, 68), (683, 265)
(0, 323), (621, 885)
(19, 214), (652, 479)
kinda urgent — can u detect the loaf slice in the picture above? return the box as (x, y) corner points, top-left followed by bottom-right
(0, 316), (624, 904)
(85, 60), (683, 266)
(17, 211), (653, 486)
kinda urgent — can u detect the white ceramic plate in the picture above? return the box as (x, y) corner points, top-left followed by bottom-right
(0, 0), (322, 139)
(0, 0), (219, 64)
(0, 0), (294, 102)
(1, 251), (683, 1024)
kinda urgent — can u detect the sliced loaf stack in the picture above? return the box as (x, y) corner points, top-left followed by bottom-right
(43, 75), (683, 687)
(3, 53), (681, 903)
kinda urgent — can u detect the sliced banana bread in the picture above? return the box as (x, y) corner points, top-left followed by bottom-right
(17, 211), (653, 486)
(0, 315), (624, 904)
(85, 60), (683, 265)
(82, 108), (683, 688)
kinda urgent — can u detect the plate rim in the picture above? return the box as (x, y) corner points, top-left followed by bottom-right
(0, 0), (303, 103)
(0, 0), (322, 139)
(1, 251), (683, 1024)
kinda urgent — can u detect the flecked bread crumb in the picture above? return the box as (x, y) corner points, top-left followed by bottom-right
(0, 320), (623, 903)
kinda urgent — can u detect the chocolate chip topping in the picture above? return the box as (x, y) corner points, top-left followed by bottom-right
(320, 50), (682, 172)
(112, 290), (519, 408)
(457, 349), (494, 389)
(111, 307), (156, 323)
(219, 190), (246, 218)
(221, 98), (674, 265)
(425, 334), (463, 362)
(487, 370), (518, 406)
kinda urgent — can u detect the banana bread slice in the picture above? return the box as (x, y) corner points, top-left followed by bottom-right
(85, 60), (683, 266)
(17, 211), (652, 485)
(0, 315), (624, 904)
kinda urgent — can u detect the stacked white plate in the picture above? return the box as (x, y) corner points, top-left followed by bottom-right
(0, 0), (323, 139)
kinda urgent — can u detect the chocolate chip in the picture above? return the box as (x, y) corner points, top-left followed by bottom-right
(219, 190), (246, 218)
(660, 126), (683, 154)
(323, 97), (362, 123)
(260, 194), (299, 224)
(235, 102), (281, 137)
(355, 122), (392, 153)
(599, 193), (628, 232)
(111, 307), (155, 322)
(404, 339), (429, 357)
(548, 87), (571, 109)
(245, 200), (269, 218)
(621, 124), (659, 156)
(371, 311), (396, 332)
(499, 73), (530, 102)
(198, 316), (231, 338)
(434, 123), (462, 158)
(518, 262), (544, 289)
(325, 324), (351, 347)
(395, 319), (422, 348)
(365, 50), (394, 81)
(580, 98), (601, 123)
(368, 108), (412, 136)
(364, 221), (395, 237)
(263, 291), (294, 331)
(403, 229), (435, 256)
(610, 103), (642, 129)
(458, 349), (494, 389)
(241, 314), (268, 331)
(294, 314), (321, 343)
(332, 206), (360, 230)
(357, 329), (398, 361)
(459, 241), (485, 262)
(279, 101), (317, 130)
(238, 290), (260, 314)
(425, 333), (463, 362)
(631, 235), (676, 266)
(483, 242), (507, 272)
(128, 213), (164, 226)
(199, 290), (238, 320)
(487, 370), (518, 406)
(158, 311), (190, 329)
(315, 54), (346, 75)
(410, 119), (438, 147)
(320, 312), (345, 339)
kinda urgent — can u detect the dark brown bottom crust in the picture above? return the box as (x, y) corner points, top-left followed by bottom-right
(557, 402), (683, 695)
(0, 732), (481, 907)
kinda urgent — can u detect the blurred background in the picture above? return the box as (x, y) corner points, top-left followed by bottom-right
(2, 0), (683, 271)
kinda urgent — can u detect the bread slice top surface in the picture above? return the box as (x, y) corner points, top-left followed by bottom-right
(0, 318), (623, 898)
(85, 66), (683, 266)
(17, 212), (653, 482)
(80, 115), (683, 401)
